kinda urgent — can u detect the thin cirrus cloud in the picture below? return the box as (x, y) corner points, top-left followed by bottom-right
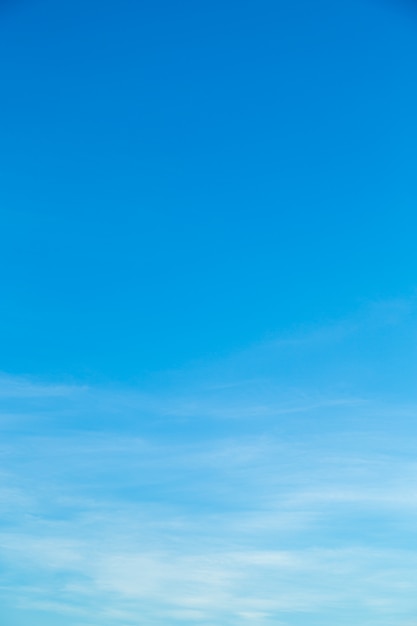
(1, 299), (417, 625)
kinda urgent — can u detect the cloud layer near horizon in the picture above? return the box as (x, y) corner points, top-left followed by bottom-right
(1, 300), (417, 625)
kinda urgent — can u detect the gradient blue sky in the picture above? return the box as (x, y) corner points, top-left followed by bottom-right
(1, 0), (417, 624)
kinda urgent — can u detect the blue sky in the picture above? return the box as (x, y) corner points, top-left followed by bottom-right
(1, 0), (417, 624)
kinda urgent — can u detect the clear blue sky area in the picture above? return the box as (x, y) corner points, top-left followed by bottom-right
(1, 0), (417, 379)
(1, 1), (417, 625)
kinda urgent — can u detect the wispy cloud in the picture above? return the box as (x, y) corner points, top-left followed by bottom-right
(1, 300), (417, 624)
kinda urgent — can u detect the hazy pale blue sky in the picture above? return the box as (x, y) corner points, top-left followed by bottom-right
(1, 0), (417, 624)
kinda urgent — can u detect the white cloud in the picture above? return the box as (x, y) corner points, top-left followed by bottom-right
(2, 301), (417, 623)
